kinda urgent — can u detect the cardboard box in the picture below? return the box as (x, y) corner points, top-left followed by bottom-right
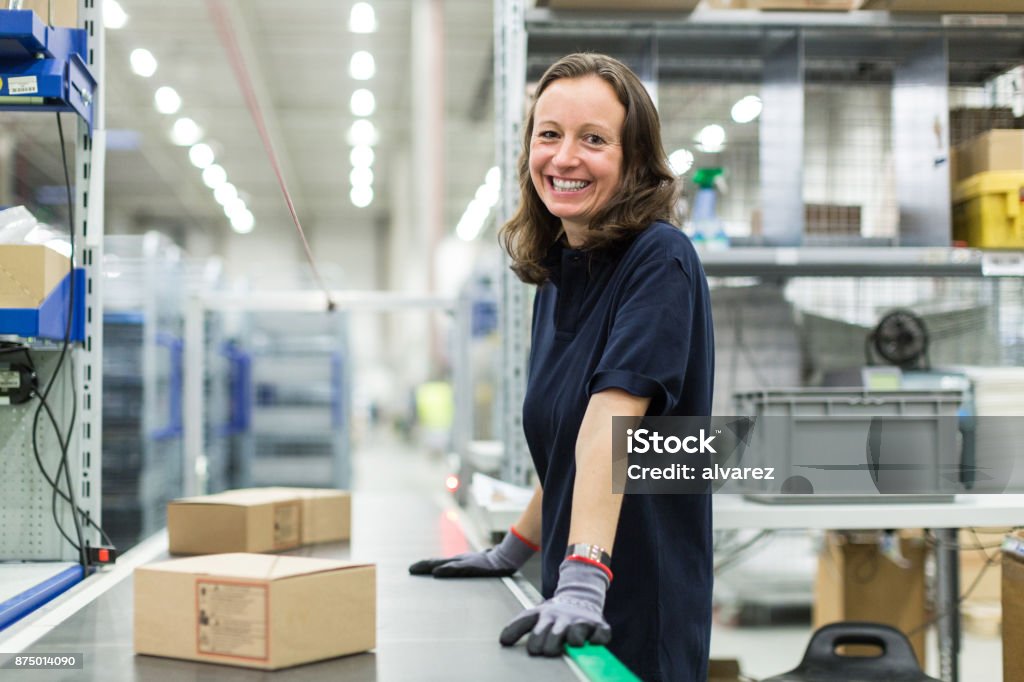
(750, 0), (866, 9)
(134, 553), (375, 670)
(536, 0), (700, 9)
(0, 244), (71, 308)
(19, 0), (77, 27)
(814, 531), (927, 667)
(864, 0), (1024, 11)
(168, 488), (350, 555)
(961, 528), (1004, 603)
(1003, 532), (1024, 680)
(708, 658), (743, 681)
(956, 130), (1024, 182)
(259, 487), (351, 544)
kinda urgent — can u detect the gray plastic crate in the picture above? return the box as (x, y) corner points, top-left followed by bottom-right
(733, 389), (964, 502)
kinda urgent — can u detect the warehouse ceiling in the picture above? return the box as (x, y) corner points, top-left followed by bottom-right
(8, 0), (496, 251)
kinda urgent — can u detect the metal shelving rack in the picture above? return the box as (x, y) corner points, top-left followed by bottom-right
(101, 234), (185, 549)
(493, 3), (1024, 681)
(0, 0), (105, 564)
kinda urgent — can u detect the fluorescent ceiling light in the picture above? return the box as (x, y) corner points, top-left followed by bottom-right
(696, 124), (726, 153)
(202, 164), (227, 189)
(350, 144), (375, 168)
(350, 167), (374, 187)
(349, 51), (376, 81)
(350, 89), (376, 117)
(456, 199), (490, 242)
(668, 148), (695, 176)
(213, 182), (238, 206)
(349, 2), (378, 33)
(130, 48), (158, 78)
(104, 0), (128, 29)
(475, 183), (499, 208)
(731, 95), (763, 124)
(485, 166), (500, 188)
(154, 86), (181, 114)
(350, 185), (373, 208)
(224, 197), (247, 219)
(347, 119), (379, 146)
(188, 143), (215, 169)
(170, 117), (202, 146)
(231, 210), (255, 234)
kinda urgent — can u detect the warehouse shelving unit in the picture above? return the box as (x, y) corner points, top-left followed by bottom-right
(183, 292), (462, 496)
(101, 234), (185, 550)
(493, 3), (1024, 681)
(0, 0), (106, 627)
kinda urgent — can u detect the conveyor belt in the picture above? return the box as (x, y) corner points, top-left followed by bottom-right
(1, 492), (584, 681)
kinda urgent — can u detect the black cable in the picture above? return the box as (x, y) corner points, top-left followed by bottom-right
(904, 527), (1011, 638)
(26, 112), (86, 567)
(32, 385), (113, 546)
(55, 111), (87, 566)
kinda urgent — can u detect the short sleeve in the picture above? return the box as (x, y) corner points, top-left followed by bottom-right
(586, 256), (694, 415)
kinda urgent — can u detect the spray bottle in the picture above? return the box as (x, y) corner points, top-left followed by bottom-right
(690, 167), (729, 250)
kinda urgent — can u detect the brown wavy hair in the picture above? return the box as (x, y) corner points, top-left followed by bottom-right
(499, 53), (678, 285)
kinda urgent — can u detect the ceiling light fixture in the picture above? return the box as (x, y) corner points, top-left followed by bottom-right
(349, 2), (378, 33)
(350, 144), (375, 168)
(731, 95), (763, 124)
(350, 89), (376, 117)
(485, 166), (501, 189)
(170, 117), (202, 146)
(347, 119), (379, 146)
(223, 197), (247, 219)
(696, 124), (726, 153)
(130, 48), (158, 78)
(350, 185), (373, 208)
(104, 0), (128, 29)
(154, 86), (181, 114)
(668, 148), (695, 176)
(188, 143), (215, 169)
(213, 182), (238, 206)
(349, 51), (376, 81)
(202, 164), (227, 189)
(350, 167), (374, 187)
(231, 210), (255, 234)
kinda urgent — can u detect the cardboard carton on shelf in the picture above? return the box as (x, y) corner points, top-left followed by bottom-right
(134, 553), (375, 670)
(167, 487), (350, 555)
(0, 244), (72, 308)
(747, 0), (866, 9)
(535, 0), (700, 9)
(17, 0), (77, 27)
(813, 531), (927, 668)
(1003, 532), (1024, 680)
(864, 0), (1024, 12)
(955, 129), (1024, 182)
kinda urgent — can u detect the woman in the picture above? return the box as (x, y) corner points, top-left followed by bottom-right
(411, 53), (714, 682)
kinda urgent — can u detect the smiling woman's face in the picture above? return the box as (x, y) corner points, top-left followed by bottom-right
(529, 75), (626, 247)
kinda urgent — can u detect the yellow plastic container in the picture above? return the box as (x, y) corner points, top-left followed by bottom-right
(952, 171), (1024, 249)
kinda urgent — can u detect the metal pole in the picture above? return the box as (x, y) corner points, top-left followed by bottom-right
(495, 0), (530, 486)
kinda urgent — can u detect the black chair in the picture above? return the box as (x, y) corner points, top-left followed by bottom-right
(761, 622), (941, 682)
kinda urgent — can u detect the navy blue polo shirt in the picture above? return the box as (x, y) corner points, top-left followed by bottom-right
(522, 221), (714, 682)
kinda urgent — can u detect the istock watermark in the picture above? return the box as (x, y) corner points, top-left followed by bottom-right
(612, 415), (1022, 497)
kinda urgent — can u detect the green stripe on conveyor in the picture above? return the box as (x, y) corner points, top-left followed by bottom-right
(566, 644), (641, 681)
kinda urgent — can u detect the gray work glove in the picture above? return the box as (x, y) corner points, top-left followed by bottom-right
(409, 528), (537, 578)
(499, 558), (611, 656)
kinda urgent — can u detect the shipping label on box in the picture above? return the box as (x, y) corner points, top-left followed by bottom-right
(135, 553), (375, 670)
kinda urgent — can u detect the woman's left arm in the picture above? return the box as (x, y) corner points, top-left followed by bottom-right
(568, 388), (650, 551)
